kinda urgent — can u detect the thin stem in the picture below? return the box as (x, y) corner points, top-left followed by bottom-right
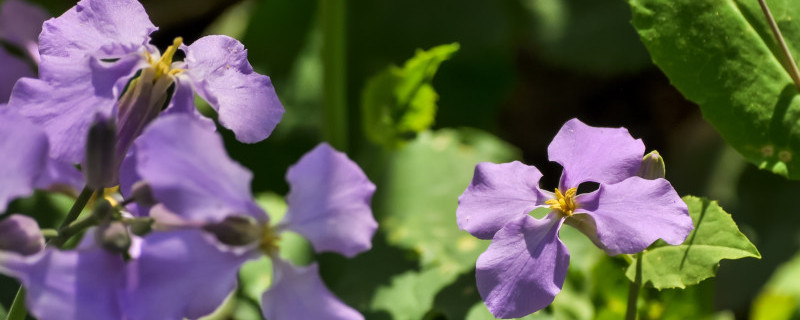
(57, 187), (95, 231)
(5, 287), (26, 320)
(625, 253), (643, 320)
(758, 0), (800, 91)
(320, 0), (349, 152)
(40, 228), (59, 238)
(51, 216), (99, 247)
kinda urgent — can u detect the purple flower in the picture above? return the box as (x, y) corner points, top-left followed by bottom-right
(0, 0), (48, 104)
(5, 0), (284, 180)
(456, 118), (693, 318)
(0, 110), (82, 212)
(124, 114), (376, 319)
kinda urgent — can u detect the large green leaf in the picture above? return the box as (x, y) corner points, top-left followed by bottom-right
(629, 0), (800, 178)
(361, 44), (460, 148)
(751, 250), (800, 320)
(626, 196), (760, 289)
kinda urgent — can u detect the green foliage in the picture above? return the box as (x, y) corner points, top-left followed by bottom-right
(362, 44), (460, 148)
(751, 251), (800, 319)
(629, 0), (800, 178)
(626, 196), (760, 289)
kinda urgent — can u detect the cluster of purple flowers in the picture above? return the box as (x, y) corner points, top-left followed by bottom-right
(457, 119), (694, 318)
(0, 0), (376, 319)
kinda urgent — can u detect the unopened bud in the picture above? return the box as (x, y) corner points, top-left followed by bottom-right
(0, 215), (44, 256)
(95, 221), (131, 255)
(203, 215), (261, 246)
(84, 117), (117, 189)
(129, 218), (154, 236)
(92, 199), (114, 221)
(637, 150), (666, 180)
(130, 181), (158, 207)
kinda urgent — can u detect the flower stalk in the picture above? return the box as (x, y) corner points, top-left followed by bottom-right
(625, 252), (643, 320)
(757, 0), (800, 92)
(321, 0), (349, 152)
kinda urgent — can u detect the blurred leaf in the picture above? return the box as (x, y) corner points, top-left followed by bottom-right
(750, 250), (800, 320)
(523, 0), (651, 75)
(629, 0), (800, 178)
(626, 196), (760, 289)
(362, 43), (460, 148)
(239, 256), (272, 305)
(371, 267), (459, 320)
(203, 0), (255, 39)
(465, 301), (552, 320)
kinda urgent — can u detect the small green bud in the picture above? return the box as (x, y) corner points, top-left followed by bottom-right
(203, 216), (261, 246)
(130, 181), (158, 207)
(129, 218), (154, 236)
(95, 221), (131, 255)
(92, 199), (114, 221)
(637, 150), (666, 180)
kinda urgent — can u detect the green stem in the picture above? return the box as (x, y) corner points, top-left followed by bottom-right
(320, 0), (349, 152)
(58, 187), (95, 231)
(50, 216), (99, 247)
(5, 287), (26, 320)
(758, 0), (800, 91)
(625, 253), (643, 320)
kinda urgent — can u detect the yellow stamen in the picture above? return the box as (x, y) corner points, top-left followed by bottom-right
(259, 225), (281, 255)
(545, 187), (578, 216)
(152, 37), (183, 79)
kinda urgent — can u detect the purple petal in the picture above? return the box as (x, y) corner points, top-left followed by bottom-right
(0, 0), (49, 62)
(548, 118), (644, 189)
(476, 214), (569, 319)
(457, 161), (548, 240)
(135, 114), (265, 223)
(571, 177), (693, 255)
(283, 143), (377, 257)
(0, 214), (44, 255)
(0, 111), (48, 212)
(0, 238), (126, 320)
(36, 0), (154, 81)
(34, 158), (85, 193)
(9, 55), (142, 163)
(262, 258), (364, 320)
(0, 49), (34, 104)
(161, 78), (216, 131)
(182, 35), (284, 143)
(123, 229), (257, 320)
(119, 148), (150, 217)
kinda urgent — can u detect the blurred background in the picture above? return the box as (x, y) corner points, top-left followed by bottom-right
(5, 0), (800, 319)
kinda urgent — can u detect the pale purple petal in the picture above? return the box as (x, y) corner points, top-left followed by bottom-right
(0, 111), (48, 212)
(123, 229), (257, 320)
(457, 161), (549, 240)
(0, 49), (34, 104)
(9, 55), (142, 163)
(262, 258), (364, 320)
(0, 238), (126, 320)
(548, 118), (644, 189)
(182, 35), (284, 143)
(135, 114), (265, 223)
(476, 214), (569, 319)
(36, 0), (154, 81)
(34, 158), (85, 193)
(0, 0), (48, 62)
(161, 78), (216, 131)
(0, 214), (44, 255)
(119, 148), (150, 217)
(283, 143), (376, 257)
(570, 177), (693, 255)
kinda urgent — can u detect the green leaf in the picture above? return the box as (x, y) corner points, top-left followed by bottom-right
(626, 196), (760, 289)
(361, 43), (460, 148)
(371, 267), (460, 320)
(750, 250), (800, 319)
(629, 0), (800, 178)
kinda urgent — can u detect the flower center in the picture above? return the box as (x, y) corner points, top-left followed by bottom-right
(545, 188), (578, 216)
(259, 225), (281, 256)
(144, 37), (185, 79)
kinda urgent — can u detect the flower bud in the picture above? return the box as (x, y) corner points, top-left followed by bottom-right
(130, 181), (158, 207)
(84, 116), (117, 189)
(203, 215), (261, 246)
(0, 215), (45, 256)
(95, 221), (131, 255)
(129, 217), (154, 236)
(637, 150), (666, 180)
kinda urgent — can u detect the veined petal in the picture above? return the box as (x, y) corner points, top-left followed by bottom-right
(476, 214), (569, 319)
(0, 235), (126, 320)
(0, 0), (48, 62)
(283, 143), (377, 257)
(182, 35), (284, 143)
(570, 177), (693, 255)
(123, 229), (258, 320)
(262, 258), (364, 320)
(457, 161), (548, 240)
(34, 158), (85, 194)
(0, 111), (48, 212)
(0, 49), (34, 104)
(37, 0), (154, 82)
(9, 55), (142, 163)
(134, 114), (266, 223)
(548, 118), (644, 189)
